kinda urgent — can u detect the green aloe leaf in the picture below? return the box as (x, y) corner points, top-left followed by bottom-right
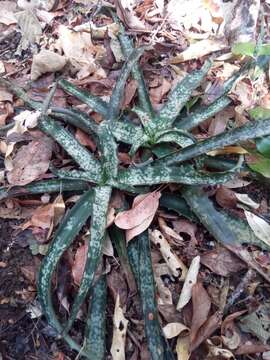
(38, 190), (93, 355)
(111, 119), (145, 144)
(118, 164), (236, 186)
(51, 168), (102, 184)
(182, 186), (270, 251)
(156, 60), (212, 129)
(176, 96), (231, 131)
(128, 231), (174, 360)
(39, 116), (101, 172)
(155, 128), (195, 147)
(108, 48), (144, 121)
(51, 106), (99, 135)
(58, 79), (108, 117)
(109, 10), (153, 115)
(84, 275), (107, 360)
(98, 122), (118, 179)
(160, 193), (197, 221)
(164, 118), (270, 165)
(0, 179), (89, 201)
(64, 185), (111, 333)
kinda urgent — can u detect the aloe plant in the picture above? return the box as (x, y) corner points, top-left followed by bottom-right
(1, 12), (270, 359)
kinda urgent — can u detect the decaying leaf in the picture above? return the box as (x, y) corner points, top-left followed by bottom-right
(7, 137), (53, 186)
(15, 10), (42, 51)
(115, 0), (145, 31)
(31, 49), (67, 81)
(235, 193), (260, 209)
(190, 282), (211, 344)
(172, 219), (198, 245)
(158, 217), (184, 245)
(245, 211), (270, 248)
(57, 25), (106, 79)
(150, 229), (188, 280)
(110, 294), (129, 360)
(177, 256), (200, 310)
(200, 247), (246, 277)
(239, 303), (270, 344)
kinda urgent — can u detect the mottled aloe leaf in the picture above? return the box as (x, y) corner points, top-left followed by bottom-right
(0, 179), (89, 201)
(38, 190), (93, 355)
(51, 106), (99, 135)
(118, 164), (236, 186)
(176, 96), (231, 131)
(160, 193), (197, 221)
(109, 10), (153, 115)
(152, 143), (177, 158)
(51, 168), (101, 184)
(108, 48), (144, 121)
(111, 121), (145, 145)
(39, 116), (101, 172)
(156, 60), (212, 129)
(182, 186), (270, 251)
(98, 122), (118, 179)
(64, 185), (111, 333)
(165, 118), (270, 165)
(132, 106), (157, 135)
(84, 275), (107, 360)
(127, 231), (174, 360)
(110, 226), (137, 293)
(129, 133), (149, 156)
(58, 79), (108, 117)
(248, 107), (270, 158)
(155, 128), (195, 147)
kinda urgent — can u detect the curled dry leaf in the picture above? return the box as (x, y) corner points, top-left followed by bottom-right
(150, 229), (188, 280)
(235, 193), (260, 209)
(115, 191), (161, 242)
(31, 49), (67, 81)
(177, 256), (200, 310)
(245, 211), (270, 248)
(111, 294), (129, 360)
(115, 0), (146, 31)
(172, 219), (198, 245)
(200, 246), (246, 277)
(190, 282), (211, 344)
(215, 186), (237, 209)
(163, 322), (189, 339)
(7, 136), (53, 185)
(206, 339), (236, 359)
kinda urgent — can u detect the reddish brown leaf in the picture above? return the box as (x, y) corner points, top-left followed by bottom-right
(115, 191), (161, 238)
(121, 79), (138, 108)
(215, 185), (237, 209)
(72, 242), (88, 286)
(190, 282), (211, 344)
(201, 247), (246, 277)
(75, 129), (96, 152)
(7, 137), (53, 186)
(190, 311), (222, 351)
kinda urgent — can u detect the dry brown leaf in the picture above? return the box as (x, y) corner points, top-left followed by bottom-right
(121, 79), (138, 108)
(111, 294), (129, 360)
(215, 185), (237, 209)
(190, 311), (222, 351)
(115, 0), (146, 31)
(155, 275), (173, 305)
(201, 247), (246, 277)
(177, 256), (200, 310)
(115, 191), (161, 229)
(57, 25), (106, 80)
(149, 78), (172, 105)
(7, 137), (53, 186)
(75, 129), (96, 152)
(163, 322), (189, 339)
(190, 282), (211, 344)
(72, 241), (88, 286)
(206, 339), (236, 359)
(31, 49), (67, 81)
(150, 229), (188, 280)
(0, 1), (17, 25)
(0, 87), (13, 102)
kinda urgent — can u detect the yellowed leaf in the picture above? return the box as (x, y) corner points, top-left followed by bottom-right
(163, 322), (189, 339)
(31, 49), (67, 81)
(176, 335), (190, 360)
